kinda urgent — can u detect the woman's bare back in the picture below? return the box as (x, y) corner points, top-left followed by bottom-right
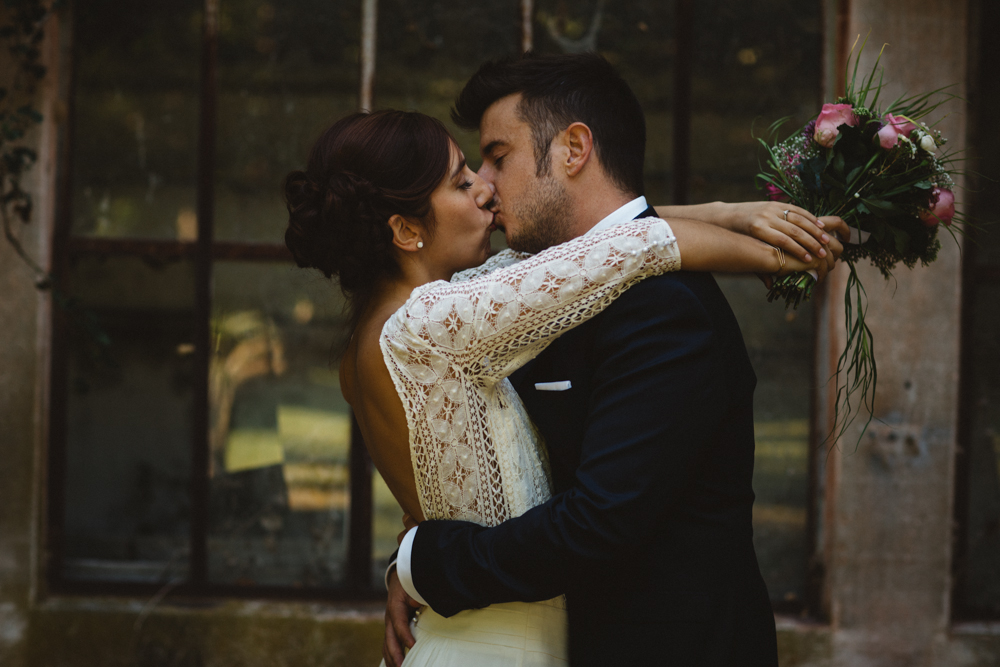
(339, 292), (425, 523)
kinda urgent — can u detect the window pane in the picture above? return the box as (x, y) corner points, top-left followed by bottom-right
(376, 0), (521, 165)
(692, 1), (822, 203)
(71, 0), (202, 239)
(697, 0), (822, 607)
(716, 276), (815, 607)
(208, 261), (354, 587)
(534, 0), (676, 204)
(214, 0), (361, 243)
(962, 284), (1000, 614)
(63, 256), (196, 583)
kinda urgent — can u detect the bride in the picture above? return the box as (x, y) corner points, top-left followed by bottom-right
(284, 109), (840, 667)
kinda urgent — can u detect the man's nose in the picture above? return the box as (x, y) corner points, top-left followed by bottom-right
(477, 161), (495, 184)
(475, 177), (496, 209)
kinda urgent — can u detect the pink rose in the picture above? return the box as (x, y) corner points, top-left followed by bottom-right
(814, 104), (859, 148)
(765, 183), (790, 202)
(877, 113), (917, 150)
(919, 188), (955, 226)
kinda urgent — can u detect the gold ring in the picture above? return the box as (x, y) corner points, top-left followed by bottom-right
(771, 245), (785, 271)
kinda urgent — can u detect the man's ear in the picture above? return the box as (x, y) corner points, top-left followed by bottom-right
(388, 214), (424, 252)
(562, 122), (595, 177)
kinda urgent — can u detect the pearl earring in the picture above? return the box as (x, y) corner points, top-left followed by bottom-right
(416, 241), (424, 249)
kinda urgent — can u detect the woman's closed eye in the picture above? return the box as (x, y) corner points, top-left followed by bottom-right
(459, 179), (474, 191)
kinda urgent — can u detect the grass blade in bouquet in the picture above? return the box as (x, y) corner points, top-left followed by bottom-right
(755, 38), (964, 442)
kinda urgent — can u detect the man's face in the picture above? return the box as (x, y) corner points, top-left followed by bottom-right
(476, 94), (573, 254)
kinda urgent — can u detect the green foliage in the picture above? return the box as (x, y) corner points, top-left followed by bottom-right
(0, 0), (59, 287)
(755, 38), (963, 445)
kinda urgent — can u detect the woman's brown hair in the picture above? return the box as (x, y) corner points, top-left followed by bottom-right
(284, 110), (454, 321)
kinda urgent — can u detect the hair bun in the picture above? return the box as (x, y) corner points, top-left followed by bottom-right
(283, 110), (453, 313)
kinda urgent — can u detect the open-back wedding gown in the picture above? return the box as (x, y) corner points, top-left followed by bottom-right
(378, 217), (680, 666)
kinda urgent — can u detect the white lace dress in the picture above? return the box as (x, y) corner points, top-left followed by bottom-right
(378, 218), (681, 667)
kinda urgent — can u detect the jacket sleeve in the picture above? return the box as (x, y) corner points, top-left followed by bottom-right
(409, 275), (732, 616)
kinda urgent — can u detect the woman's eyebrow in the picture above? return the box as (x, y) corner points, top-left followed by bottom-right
(451, 156), (467, 180)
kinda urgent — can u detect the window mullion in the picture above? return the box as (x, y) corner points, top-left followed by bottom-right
(672, 0), (694, 205)
(191, 0), (220, 589)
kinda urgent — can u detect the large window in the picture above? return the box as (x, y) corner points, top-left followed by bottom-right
(51, 0), (825, 605)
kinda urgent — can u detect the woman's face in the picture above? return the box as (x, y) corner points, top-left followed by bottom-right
(422, 141), (497, 277)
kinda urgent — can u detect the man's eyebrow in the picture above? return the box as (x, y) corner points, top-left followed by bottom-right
(451, 156), (467, 180)
(481, 140), (507, 158)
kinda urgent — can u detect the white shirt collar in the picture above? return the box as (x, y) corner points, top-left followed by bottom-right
(585, 196), (650, 236)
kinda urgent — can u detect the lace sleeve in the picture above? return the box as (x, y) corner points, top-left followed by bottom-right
(383, 217), (681, 384)
(450, 248), (531, 283)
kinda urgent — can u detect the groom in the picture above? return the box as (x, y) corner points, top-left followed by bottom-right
(385, 53), (832, 666)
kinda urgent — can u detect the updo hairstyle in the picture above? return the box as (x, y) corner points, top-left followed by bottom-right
(284, 110), (454, 309)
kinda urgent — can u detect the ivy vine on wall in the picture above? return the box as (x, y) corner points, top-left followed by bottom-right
(0, 0), (59, 288)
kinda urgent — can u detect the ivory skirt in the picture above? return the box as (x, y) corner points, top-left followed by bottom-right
(380, 597), (568, 667)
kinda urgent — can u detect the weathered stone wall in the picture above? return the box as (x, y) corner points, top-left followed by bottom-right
(812, 0), (1000, 665)
(0, 8), (58, 665)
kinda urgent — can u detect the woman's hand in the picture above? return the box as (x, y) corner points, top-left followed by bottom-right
(734, 202), (850, 263)
(772, 230), (844, 282)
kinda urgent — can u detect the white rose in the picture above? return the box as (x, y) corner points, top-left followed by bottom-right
(919, 134), (936, 153)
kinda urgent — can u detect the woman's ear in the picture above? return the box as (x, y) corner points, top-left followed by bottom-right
(562, 122), (594, 177)
(388, 214), (424, 252)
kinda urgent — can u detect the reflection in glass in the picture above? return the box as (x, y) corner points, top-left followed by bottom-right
(691, 1), (822, 204)
(208, 261), (355, 587)
(71, 0), (202, 239)
(717, 276), (815, 606)
(962, 284), (1000, 612)
(534, 0), (676, 204)
(63, 256), (196, 583)
(214, 0), (361, 243)
(697, 0), (822, 607)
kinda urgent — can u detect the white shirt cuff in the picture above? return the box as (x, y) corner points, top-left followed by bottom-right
(396, 526), (428, 606)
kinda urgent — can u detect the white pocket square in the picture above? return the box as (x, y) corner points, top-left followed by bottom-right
(534, 381), (572, 391)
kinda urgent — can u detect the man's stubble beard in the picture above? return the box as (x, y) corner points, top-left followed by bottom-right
(505, 170), (575, 255)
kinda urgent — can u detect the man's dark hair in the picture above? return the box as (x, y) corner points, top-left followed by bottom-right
(452, 52), (646, 197)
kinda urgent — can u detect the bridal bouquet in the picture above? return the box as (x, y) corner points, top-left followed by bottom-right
(755, 42), (963, 438)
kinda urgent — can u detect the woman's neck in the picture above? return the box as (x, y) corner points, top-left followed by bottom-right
(397, 251), (454, 288)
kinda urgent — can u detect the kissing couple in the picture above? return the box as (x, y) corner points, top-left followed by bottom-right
(284, 52), (847, 666)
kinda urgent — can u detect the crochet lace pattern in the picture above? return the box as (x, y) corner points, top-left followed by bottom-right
(379, 218), (680, 527)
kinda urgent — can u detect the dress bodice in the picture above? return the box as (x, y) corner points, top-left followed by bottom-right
(378, 218), (680, 526)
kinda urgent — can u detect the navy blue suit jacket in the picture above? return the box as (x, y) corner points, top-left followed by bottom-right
(410, 209), (778, 665)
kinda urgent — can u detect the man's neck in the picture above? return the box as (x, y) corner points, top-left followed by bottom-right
(562, 174), (639, 239)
